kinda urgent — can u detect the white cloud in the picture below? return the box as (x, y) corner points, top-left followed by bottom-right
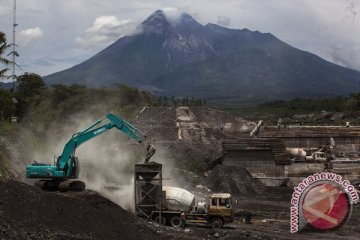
(161, 7), (184, 24)
(90, 16), (129, 32)
(18, 27), (43, 46)
(75, 16), (138, 48)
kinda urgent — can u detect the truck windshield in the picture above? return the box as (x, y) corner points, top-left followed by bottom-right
(219, 198), (231, 208)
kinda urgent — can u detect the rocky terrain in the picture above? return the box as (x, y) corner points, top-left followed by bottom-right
(132, 106), (255, 174)
(135, 106), (254, 143)
(2, 106), (360, 239)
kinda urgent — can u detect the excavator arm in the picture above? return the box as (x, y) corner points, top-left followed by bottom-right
(57, 113), (154, 174)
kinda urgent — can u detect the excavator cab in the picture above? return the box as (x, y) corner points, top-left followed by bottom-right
(60, 156), (80, 179)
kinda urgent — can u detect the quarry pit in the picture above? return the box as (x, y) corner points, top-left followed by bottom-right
(2, 107), (360, 239)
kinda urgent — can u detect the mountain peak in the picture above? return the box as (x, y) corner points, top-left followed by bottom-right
(141, 9), (201, 34)
(141, 10), (170, 34)
(143, 9), (167, 24)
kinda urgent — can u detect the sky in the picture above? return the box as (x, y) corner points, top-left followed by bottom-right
(0, 0), (359, 79)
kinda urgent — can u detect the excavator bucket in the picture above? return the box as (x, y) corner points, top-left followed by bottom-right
(144, 143), (156, 163)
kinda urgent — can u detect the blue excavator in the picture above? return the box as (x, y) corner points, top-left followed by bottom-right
(25, 113), (156, 192)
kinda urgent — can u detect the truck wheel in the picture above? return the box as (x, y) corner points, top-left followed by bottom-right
(170, 216), (182, 228)
(154, 216), (166, 225)
(210, 218), (223, 229)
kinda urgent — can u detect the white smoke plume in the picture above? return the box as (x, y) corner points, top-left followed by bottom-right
(161, 7), (185, 25)
(216, 16), (231, 27)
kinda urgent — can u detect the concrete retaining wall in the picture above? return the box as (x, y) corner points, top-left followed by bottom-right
(283, 137), (360, 148)
(223, 149), (285, 176)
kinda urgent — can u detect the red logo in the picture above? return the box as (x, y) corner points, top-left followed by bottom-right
(301, 183), (350, 230)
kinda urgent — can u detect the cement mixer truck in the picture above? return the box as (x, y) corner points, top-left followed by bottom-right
(286, 148), (327, 162)
(134, 163), (234, 229)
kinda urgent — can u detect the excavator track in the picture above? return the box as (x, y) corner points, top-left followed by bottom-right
(34, 180), (59, 191)
(34, 179), (85, 192)
(59, 180), (86, 192)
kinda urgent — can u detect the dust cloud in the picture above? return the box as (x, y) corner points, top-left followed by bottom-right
(150, 146), (182, 188)
(76, 132), (137, 211)
(27, 111), (181, 212)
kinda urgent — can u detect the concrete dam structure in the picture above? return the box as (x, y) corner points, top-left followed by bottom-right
(222, 126), (360, 185)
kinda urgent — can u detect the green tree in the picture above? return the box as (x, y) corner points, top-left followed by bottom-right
(52, 84), (86, 106)
(0, 89), (15, 120)
(0, 32), (11, 79)
(16, 73), (47, 99)
(14, 73), (47, 119)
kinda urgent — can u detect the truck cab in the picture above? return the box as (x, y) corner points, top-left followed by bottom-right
(207, 193), (234, 228)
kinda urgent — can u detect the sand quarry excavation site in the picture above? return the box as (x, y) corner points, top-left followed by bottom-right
(2, 107), (360, 240)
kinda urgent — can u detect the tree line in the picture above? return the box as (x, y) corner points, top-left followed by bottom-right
(0, 73), (208, 123)
(261, 95), (360, 113)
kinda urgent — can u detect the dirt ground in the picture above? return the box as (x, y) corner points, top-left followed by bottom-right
(0, 180), (189, 240)
(1, 178), (360, 240)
